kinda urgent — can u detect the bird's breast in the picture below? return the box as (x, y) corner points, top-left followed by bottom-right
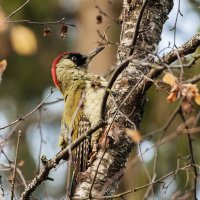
(83, 80), (107, 126)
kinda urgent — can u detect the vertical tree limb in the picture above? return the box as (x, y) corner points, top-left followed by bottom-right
(73, 0), (174, 198)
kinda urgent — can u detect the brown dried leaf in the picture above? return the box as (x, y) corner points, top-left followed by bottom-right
(125, 128), (141, 143)
(43, 26), (51, 37)
(167, 92), (177, 103)
(60, 24), (68, 39)
(96, 15), (103, 24)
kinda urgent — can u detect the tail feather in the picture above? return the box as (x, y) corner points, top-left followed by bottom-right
(70, 116), (93, 195)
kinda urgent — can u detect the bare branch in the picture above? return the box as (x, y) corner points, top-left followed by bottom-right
(185, 74), (200, 84)
(6, 18), (76, 27)
(179, 110), (198, 199)
(3, 0), (31, 23)
(10, 131), (21, 200)
(144, 32), (200, 91)
(163, 32), (200, 65)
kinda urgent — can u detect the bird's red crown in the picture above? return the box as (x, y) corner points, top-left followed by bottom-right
(51, 52), (79, 88)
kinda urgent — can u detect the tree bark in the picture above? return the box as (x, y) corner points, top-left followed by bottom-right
(74, 0), (174, 198)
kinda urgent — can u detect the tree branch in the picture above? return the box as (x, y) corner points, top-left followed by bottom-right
(163, 32), (200, 65)
(143, 32), (200, 91)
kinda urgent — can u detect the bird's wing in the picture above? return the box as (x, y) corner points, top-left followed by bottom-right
(58, 81), (85, 148)
(59, 81), (92, 171)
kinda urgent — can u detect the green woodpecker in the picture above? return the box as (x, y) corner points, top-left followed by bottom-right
(51, 46), (107, 173)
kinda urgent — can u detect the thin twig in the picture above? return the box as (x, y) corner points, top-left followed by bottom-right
(6, 18), (76, 27)
(0, 89), (55, 131)
(138, 143), (155, 199)
(97, 25), (118, 46)
(0, 149), (12, 164)
(179, 110), (198, 200)
(185, 74), (200, 84)
(37, 108), (44, 173)
(152, 101), (182, 186)
(10, 131), (21, 200)
(125, 113), (200, 180)
(3, 0), (31, 23)
(145, 100), (182, 139)
(170, 0), (183, 48)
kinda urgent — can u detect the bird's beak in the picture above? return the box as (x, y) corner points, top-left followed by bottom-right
(83, 46), (105, 63)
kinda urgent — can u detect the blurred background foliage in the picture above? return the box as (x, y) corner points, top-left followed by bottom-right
(0, 0), (199, 199)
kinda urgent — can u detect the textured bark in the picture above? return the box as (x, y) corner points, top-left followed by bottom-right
(74, 0), (174, 198)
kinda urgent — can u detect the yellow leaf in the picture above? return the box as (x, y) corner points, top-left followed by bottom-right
(194, 94), (200, 105)
(125, 128), (141, 143)
(10, 25), (37, 55)
(163, 73), (177, 86)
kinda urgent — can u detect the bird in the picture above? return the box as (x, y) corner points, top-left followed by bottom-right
(51, 46), (107, 177)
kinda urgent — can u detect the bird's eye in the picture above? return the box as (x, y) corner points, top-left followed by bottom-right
(71, 56), (77, 61)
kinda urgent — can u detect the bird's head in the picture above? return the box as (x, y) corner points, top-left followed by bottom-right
(51, 46), (104, 89)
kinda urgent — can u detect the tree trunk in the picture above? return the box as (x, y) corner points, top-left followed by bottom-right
(74, 0), (174, 198)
